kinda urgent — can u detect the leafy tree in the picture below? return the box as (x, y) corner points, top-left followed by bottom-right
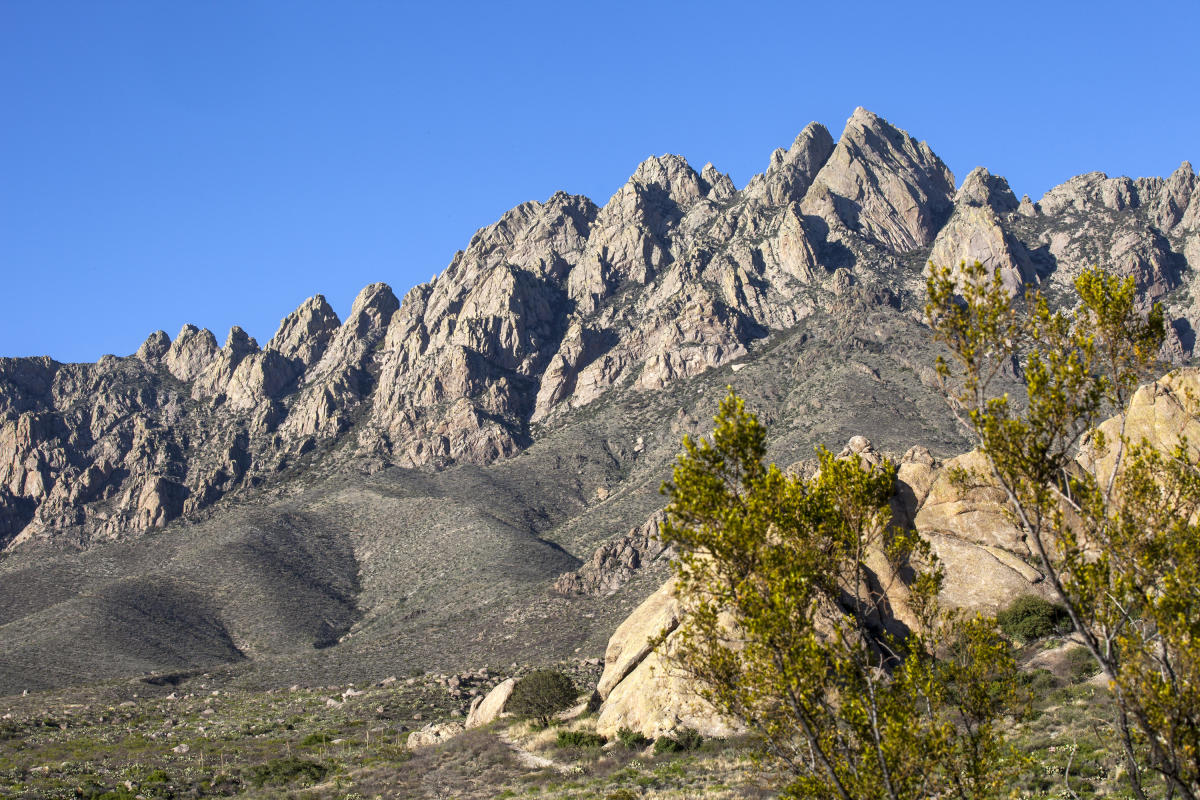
(659, 389), (1023, 800)
(507, 670), (577, 727)
(927, 260), (1199, 800)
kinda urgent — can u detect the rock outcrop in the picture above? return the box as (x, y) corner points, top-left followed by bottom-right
(595, 366), (1200, 737)
(465, 677), (515, 729)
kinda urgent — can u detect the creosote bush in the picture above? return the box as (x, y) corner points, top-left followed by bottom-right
(928, 260), (1200, 800)
(507, 670), (578, 727)
(996, 595), (1071, 643)
(661, 388), (1024, 800)
(247, 756), (326, 788)
(616, 726), (651, 750)
(652, 727), (703, 754)
(555, 729), (607, 748)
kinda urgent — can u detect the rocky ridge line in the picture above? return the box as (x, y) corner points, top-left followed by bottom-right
(1, 108), (1197, 550)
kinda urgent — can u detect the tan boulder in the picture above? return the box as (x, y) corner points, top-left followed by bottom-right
(595, 579), (680, 701)
(1080, 368), (1200, 489)
(924, 532), (1049, 615)
(913, 449), (1027, 554)
(465, 678), (514, 729)
(406, 721), (465, 749)
(595, 643), (742, 740)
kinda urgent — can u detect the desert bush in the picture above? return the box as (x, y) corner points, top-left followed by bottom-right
(555, 729), (607, 748)
(606, 790), (640, 800)
(507, 670), (577, 726)
(652, 727), (702, 753)
(247, 756), (327, 787)
(1064, 645), (1101, 683)
(997, 595), (1071, 642)
(616, 726), (651, 749)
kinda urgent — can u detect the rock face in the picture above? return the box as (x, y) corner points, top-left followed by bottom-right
(553, 511), (669, 596)
(593, 579), (742, 739)
(1, 107), (1196, 557)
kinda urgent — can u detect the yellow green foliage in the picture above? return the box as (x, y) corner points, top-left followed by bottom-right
(927, 260), (1198, 800)
(660, 389), (1023, 800)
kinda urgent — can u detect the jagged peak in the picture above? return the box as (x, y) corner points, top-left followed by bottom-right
(700, 163), (736, 201)
(343, 282), (400, 334)
(800, 108), (955, 251)
(266, 295), (341, 367)
(957, 167), (1020, 213)
(630, 153), (696, 185)
(164, 324), (218, 382)
(837, 107), (951, 177)
(172, 324), (217, 348)
(742, 121), (835, 206)
(223, 325), (259, 355)
(135, 330), (171, 362)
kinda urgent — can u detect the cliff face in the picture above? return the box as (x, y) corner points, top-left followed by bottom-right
(2, 107), (1197, 553)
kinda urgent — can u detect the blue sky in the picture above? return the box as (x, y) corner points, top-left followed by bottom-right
(2, 1), (1197, 362)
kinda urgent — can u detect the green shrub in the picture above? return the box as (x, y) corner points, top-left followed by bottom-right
(247, 757), (327, 787)
(1064, 645), (1101, 683)
(997, 595), (1071, 642)
(555, 729), (607, 748)
(507, 670), (578, 726)
(652, 727), (702, 753)
(616, 726), (651, 749)
(143, 769), (171, 784)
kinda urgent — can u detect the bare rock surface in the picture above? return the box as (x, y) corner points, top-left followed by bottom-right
(465, 677), (515, 729)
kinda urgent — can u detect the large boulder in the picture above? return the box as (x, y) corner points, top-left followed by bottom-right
(465, 677), (515, 729)
(1080, 368), (1200, 488)
(594, 579), (680, 701)
(406, 721), (465, 749)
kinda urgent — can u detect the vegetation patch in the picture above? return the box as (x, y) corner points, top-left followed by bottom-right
(652, 727), (702, 753)
(997, 594), (1072, 642)
(555, 729), (607, 748)
(507, 669), (578, 726)
(247, 756), (327, 787)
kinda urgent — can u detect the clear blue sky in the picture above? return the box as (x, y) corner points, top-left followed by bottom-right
(3, 1), (1197, 362)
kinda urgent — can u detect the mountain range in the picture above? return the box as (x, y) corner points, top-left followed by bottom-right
(1, 107), (1197, 696)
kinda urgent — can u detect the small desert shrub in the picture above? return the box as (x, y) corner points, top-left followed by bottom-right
(247, 757), (327, 787)
(555, 729), (607, 748)
(1064, 645), (1101, 682)
(652, 727), (702, 753)
(508, 670), (578, 726)
(616, 726), (651, 749)
(301, 731), (333, 746)
(997, 595), (1071, 642)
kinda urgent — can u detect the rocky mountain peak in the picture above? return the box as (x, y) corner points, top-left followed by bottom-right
(956, 167), (1020, 213)
(338, 283), (398, 342)
(610, 154), (714, 222)
(267, 294), (341, 369)
(223, 326), (259, 358)
(802, 107), (956, 252)
(742, 121), (836, 206)
(699, 163), (736, 201)
(135, 330), (171, 363)
(164, 324), (219, 382)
